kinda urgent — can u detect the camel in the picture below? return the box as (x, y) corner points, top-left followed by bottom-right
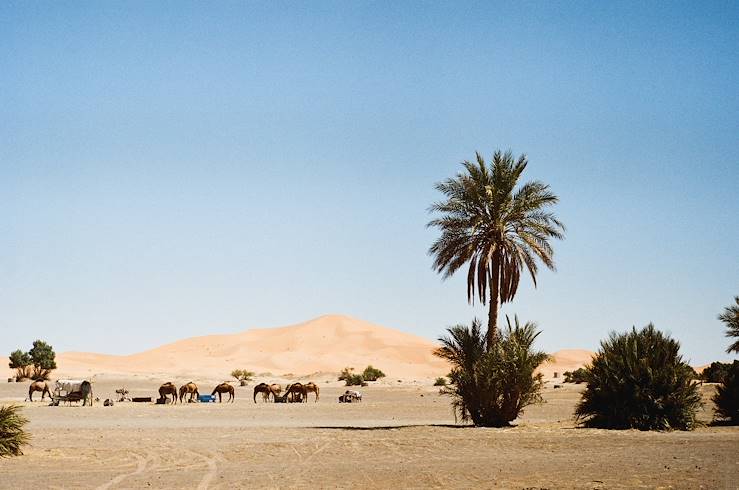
(304, 381), (320, 402)
(269, 383), (282, 400)
(285, 383), (308, 403)
(253, 383), (272, 403)
(158, 382), (178, 404)
(27, 380), (51, 402)
(212, 382), (235, 403)
(179, 382), (199, 403)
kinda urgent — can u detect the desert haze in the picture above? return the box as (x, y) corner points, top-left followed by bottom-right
(3, 315), (594, 382)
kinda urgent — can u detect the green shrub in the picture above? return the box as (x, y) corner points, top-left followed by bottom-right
(713, 361), (739, 424)
(701, 361), (732, 383)
(563, 368), (587, 384)
(0, 405), (30, 457)
(362, 365), (386, 382)
(338, 367), (365, 386)
(434, 316), (548, 427)
(433, 377), (447, 387)
(575, 324), (701, 430)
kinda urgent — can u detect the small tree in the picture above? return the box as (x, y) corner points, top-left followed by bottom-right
(575, 324), (701, 431)
(230, 369), (254, 386)
(0, 405), (30, 457)
(434, 377), (447, 387)
(28, 340), (56, 380)
(434, 316), (549, 427)
(713, 361), (739, 424)
(563, 368), (587, 384)
(8, 350), (31, 381)
(362, 365), (386, 382)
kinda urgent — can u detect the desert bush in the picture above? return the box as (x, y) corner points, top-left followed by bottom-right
(701, 361), (732, 383)
(0, 405), (30, 457)
(230, 369), (254, 382)
(713, 360), (739, 424)
(575, 324), (701, 430)
(362, 365), (386, 382)
(434, 377), (447, 387)
(563, 368), (587, 384)
(338, 367), (366, 386)
(434, 317), (548, 427)
(8, 350), (31, 381)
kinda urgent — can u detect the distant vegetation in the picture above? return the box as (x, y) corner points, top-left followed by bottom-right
(338, 367), (366, 387)
(230, 369), (254, 385)
(701, 362), (732, 384)
(433, 377), (447, 387)
(563, 368), (587, 384)
(8, 340), (57, 381)
(435, 317), (549, 427)
(575, 324), (701, 431)
(361, 365), (385, 382)
(0, 405), (29, 457)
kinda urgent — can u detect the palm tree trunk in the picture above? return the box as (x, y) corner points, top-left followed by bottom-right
(487, 260), (500, 348)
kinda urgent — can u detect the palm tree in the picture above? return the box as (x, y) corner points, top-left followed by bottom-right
(428, 150), (564, 346)
(719, 296), (739, 354)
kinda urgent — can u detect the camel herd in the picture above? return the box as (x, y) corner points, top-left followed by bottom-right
(153, 380), (320, 404)
(25, 379), (340, 405)
(252, 382), (320, 403)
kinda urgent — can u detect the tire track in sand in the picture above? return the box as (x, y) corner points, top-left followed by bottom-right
(96, 451), (151, 490)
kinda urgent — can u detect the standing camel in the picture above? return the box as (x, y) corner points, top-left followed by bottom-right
(285, 383), (308, 403)
(253, 383), (271, 403)
(158, 382), (178, 404)
(304, 382), (320, 402)
(212, 382), (235, 403)
(179, 382), (199, 403)
(27, 380), (51, 402)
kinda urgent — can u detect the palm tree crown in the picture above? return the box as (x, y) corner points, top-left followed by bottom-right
(428, 150), (564, 345)
(719, 296), (739, 354)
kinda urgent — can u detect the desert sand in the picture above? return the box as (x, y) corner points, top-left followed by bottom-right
(1, 380), (737, 489)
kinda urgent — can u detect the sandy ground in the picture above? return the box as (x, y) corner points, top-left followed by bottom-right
(1, 380), (737, 489)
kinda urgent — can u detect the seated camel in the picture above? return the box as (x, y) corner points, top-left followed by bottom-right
(304, 381), (320, 402)
(212, 382), (235, 403)
(158, 382), (178, 404)
(27, 380), (51, 402)
(285, 383), (308, 403)
(179, 382), (199, 403)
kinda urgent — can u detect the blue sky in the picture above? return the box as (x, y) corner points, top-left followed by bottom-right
(2, 2), (737, 364)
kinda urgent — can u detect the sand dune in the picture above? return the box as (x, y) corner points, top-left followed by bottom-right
(51, 315), (450, 380)
(3, 315), (598, 382)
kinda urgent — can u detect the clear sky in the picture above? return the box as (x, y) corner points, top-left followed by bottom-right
(2, 2), (737, 365)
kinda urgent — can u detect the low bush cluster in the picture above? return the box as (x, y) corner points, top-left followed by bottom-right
(563, 368), (587, 384)
(434, 316), (548, 427)
(575, 324), (701, 431)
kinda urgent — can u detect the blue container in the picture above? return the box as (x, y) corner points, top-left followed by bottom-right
(198, 395), (216, 403)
